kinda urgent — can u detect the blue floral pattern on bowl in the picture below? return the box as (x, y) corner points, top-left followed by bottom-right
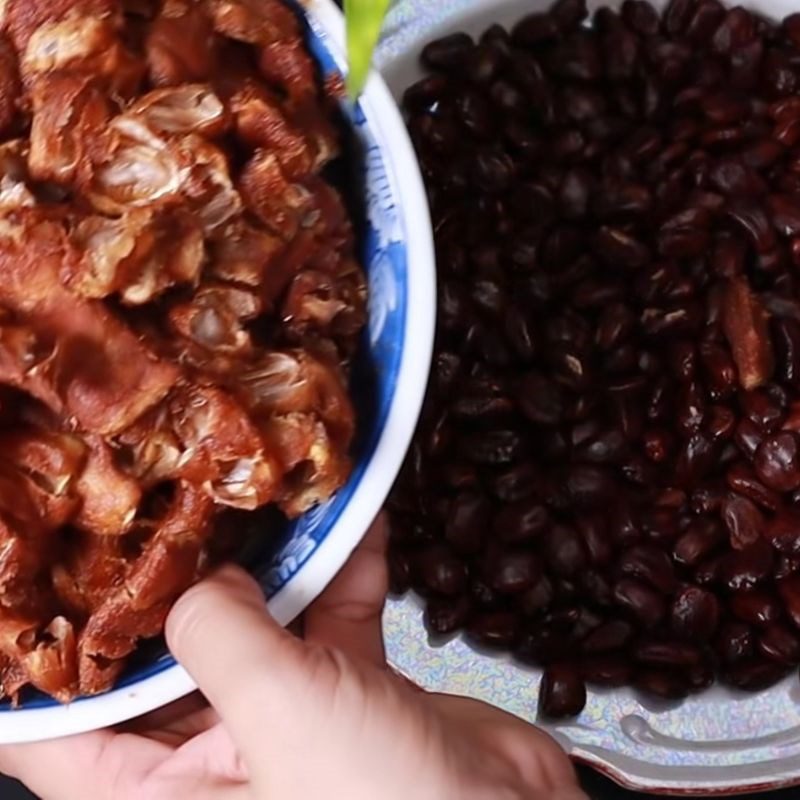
(259, 20), (408, 593)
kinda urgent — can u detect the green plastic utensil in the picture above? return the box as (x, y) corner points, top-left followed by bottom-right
(345, 0), (391, 97)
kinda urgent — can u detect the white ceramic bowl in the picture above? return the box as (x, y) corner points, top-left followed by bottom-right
(0, 0), (435, 745)
(377, 0), (800, 795)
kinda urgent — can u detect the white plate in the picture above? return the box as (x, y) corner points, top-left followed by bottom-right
(376, 0), (800, 794)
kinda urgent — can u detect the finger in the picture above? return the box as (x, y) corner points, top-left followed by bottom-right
(117, 692), (215, 741)
(165, 564), (316, 763)
(135, 780), (251, 800)
(304, 514), (389, 666)
(432, 695), (584, 797)
(168, 723), (250, 784)
(0, 731), (168, 800)
(126, 707), (220, 747)
(0, 731), (250, 800)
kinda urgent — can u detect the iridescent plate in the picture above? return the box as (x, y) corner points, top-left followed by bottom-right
(376, 0), (800, 794)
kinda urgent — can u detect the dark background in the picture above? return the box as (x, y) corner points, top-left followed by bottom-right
(2, 765), (798, 798)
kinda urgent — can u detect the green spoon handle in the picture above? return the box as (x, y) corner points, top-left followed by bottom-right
(345, 0), (392, 97)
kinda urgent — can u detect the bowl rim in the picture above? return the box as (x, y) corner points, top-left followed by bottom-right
(0, 0), (435, 744)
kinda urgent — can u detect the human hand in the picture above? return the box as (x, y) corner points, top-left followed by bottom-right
(0, 516), (587, 800)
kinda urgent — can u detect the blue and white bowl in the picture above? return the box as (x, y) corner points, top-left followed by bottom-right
(0, 0), (435, 744)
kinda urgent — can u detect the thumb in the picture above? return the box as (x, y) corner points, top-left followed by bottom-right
(165, 565), (312, 761)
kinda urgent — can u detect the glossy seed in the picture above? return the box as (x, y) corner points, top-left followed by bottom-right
(613, 579), (666, 626)
(617, 544), (677, 594)
(488, 551), (542, 594)
(671, 586), (721, 640)
(729, 591), (781, 627)
(417, 544), (468, 596)
(754, 432), (800, 492)
(582, 619), (634, 653)
(539, 663), (587, 718)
